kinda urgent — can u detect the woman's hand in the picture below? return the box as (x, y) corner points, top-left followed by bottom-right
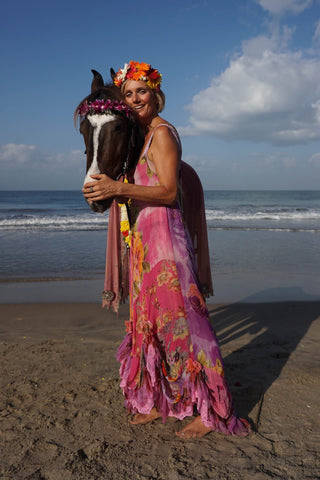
(82, 174), (117, 202)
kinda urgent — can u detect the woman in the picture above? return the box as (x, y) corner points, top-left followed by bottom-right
(83, 61), (250, 438)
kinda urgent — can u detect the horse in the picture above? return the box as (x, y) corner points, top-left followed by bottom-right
(75, 69), (144, 213)
(76, 69), (213, 304)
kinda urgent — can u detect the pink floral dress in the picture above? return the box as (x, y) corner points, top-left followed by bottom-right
(117, 125), (249, 435)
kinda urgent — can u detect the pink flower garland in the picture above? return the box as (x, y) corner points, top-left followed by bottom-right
(78, 99), (131, 118)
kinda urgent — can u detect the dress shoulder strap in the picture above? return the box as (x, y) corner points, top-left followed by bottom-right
(142, 123), (181, 156)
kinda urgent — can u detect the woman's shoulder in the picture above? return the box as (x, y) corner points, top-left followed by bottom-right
(152, 118), (176, 132)
(151, 120), (180, 145)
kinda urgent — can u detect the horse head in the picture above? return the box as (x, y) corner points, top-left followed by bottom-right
(75, 69), (144, 212)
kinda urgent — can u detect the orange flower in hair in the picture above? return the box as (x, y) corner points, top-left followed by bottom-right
(114, 61), (162, 91)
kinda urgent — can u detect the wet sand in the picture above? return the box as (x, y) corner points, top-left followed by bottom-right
(1, 301), (319, 479)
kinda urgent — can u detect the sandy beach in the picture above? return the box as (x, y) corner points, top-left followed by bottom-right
(1, 301), (319, 479)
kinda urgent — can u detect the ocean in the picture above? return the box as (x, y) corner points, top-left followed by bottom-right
(0, 190), (319, 303)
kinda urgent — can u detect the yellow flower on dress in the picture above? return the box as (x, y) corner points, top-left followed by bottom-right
(174, 393), (182, 404)
(132, 232), (150, 296)
(157, 271), (168, 286)
(213, 358), (224, 377)
(197, 350), (225, 377)
(197, 349), (210, 368)
(132, 232), (144, 281)
(172, 316), (189, 341)
(156, 261), (180, 290)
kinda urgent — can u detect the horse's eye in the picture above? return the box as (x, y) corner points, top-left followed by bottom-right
(84, 150), (87, 155)
(114, 124), (122, 132)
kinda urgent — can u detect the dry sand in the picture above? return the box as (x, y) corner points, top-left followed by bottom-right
(0, 301), (319, 480)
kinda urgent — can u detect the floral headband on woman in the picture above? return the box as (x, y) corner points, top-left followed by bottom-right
(113, 61), (162, 91)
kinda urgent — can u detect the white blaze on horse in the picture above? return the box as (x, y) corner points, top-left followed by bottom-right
(84, 114), (119, 186)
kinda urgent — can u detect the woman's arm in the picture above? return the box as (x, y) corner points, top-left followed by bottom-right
(83, 125), (180, 205)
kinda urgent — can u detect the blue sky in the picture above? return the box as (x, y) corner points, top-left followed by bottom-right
(1, 0), (320, 190)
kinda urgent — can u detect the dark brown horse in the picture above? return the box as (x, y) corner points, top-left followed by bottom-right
(75, 70), (144, 212)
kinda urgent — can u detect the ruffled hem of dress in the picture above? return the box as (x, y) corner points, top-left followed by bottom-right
(117, 333), (250, 437)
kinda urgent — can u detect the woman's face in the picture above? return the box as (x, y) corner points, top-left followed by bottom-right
(123, 80), (158, 126)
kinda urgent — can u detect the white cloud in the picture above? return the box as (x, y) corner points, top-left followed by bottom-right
(309, 152), (320, 166)
(248, 151), (298, 168)
(179, 151), (316, 189)
(183, 155), (221, 171)
(255, 0), (313, 16)
(180, 29), (320, 145)
(282, 156), (297, 167)
(0, 144), (83, 168)
(0, 144), (85, 189)
(314, 19), (320, 43)
(0, 144), (37, 163)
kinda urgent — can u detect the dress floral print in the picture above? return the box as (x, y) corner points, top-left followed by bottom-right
(117, 125), (249, 435)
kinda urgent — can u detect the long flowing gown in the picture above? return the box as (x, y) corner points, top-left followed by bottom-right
(117, 125), (249, 435)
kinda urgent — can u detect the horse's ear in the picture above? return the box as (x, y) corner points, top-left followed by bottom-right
(91, 69), (104, 92)
(110, 68), (116, 82)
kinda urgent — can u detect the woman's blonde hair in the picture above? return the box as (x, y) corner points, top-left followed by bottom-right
(154, 89), (166, 113)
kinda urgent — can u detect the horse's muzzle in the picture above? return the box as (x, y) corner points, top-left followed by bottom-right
(86, 198), (113, 213)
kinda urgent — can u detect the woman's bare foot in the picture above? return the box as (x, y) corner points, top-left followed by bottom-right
(130, 407), (161, 425)
(175, 416), (212, 439)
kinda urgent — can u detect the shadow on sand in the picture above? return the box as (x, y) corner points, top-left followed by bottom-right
(208, 287), (320, 427)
